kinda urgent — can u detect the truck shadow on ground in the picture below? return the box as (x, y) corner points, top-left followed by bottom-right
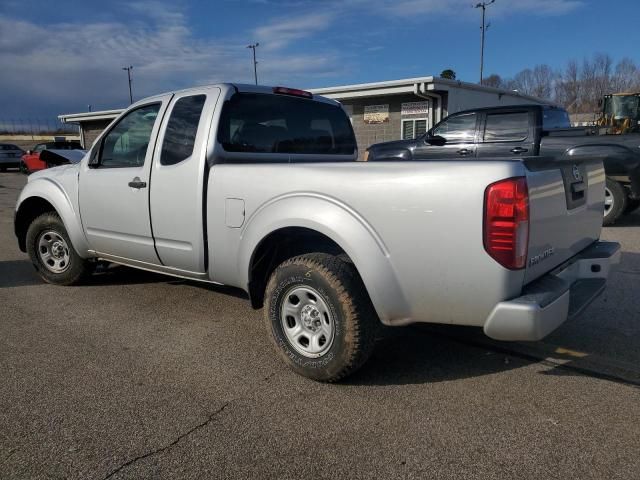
(0, 260), (42, 288)
(609, 210), (640, 227)
(345, 325), (526, 386)
(0, 260), (169, 289)
(91, 264), (250, 300)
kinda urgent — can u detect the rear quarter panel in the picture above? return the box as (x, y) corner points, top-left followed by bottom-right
(207, 161), (526, 327)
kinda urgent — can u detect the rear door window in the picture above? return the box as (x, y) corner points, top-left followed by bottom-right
(483, 112), (529, 142)
(160, 95), (206, 166)
(217, 93), (356, 156)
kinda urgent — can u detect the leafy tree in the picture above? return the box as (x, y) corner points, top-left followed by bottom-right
(440, 69), (456, 80)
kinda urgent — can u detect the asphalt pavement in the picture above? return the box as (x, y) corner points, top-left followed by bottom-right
(0, 171), (638, 479)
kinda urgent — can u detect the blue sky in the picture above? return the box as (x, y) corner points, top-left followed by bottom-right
(1, 0), (639, 117)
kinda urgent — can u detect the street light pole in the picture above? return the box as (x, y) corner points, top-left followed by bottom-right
(475, 0), (495, 85)
(247, 43), (259, 85)
(122, 65), (134, 104)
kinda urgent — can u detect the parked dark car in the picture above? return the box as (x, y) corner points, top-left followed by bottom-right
(0, 144), (25, 171)
(365, 104), (640, 225)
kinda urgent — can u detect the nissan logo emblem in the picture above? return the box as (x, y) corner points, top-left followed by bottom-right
(572, 164), (581, 181)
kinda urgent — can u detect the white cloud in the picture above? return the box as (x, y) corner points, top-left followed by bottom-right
(254, 13), (334, 50)
(363, 0), (583, 17)
(0, 6), (342, 117)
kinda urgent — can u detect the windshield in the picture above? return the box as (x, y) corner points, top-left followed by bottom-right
(604, 95), (640, 120)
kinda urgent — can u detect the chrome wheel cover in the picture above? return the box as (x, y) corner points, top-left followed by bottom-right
(37, 230), (71, 273)
(280, 285), (335, 358)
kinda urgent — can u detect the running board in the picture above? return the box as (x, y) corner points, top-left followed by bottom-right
(89, 251), (223, 285)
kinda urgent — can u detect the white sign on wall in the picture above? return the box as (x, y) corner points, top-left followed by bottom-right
(363, 104), (389, 124)
(401, 101), (430, 116)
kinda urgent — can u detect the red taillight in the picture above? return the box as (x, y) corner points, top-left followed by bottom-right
(484, 177), (529, 270)
(273, 86), (313, 98)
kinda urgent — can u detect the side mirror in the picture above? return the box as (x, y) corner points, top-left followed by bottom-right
(26, 150), (32, 155)
(425, 135), (447, 146)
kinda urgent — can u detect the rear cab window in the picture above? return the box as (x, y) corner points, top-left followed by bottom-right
(542, 108), (571, 130)
(217, 93), (356, 159)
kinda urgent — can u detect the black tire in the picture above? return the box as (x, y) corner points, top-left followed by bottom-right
(603, 178), (627, 226)
(19, 161), (29, 175)
(624, 198), (640, 215)
(26, 212), (92, 285)
(264, 253), (378, 382)
(0, 167), (6, 172)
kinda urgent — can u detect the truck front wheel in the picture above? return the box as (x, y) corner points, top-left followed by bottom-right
(603, 178), (627, 226)
(26, 212), (92, 285)
(264, 253), (378, 382)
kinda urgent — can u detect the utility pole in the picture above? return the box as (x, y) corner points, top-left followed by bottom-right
(475, 0), (495, 85)
(122, 65), (134, 104)
(247, 43), (259, 85)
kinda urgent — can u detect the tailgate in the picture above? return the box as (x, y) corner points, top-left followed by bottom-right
(524, 156), (605, 284)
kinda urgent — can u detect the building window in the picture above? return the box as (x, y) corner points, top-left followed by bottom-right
(401, 118), (428, 140)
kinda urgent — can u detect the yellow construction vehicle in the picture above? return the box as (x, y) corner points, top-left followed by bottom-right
(597, 92), (640, 134)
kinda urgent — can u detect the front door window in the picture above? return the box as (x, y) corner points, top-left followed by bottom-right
(99, 104), (160, 167)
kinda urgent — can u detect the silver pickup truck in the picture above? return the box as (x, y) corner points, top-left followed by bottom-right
(14, 84), (620, 381)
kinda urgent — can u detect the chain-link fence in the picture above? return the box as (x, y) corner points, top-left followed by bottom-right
(0, 118), (79, 135)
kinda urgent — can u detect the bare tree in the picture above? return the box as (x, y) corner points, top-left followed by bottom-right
(482, 74), (503, 88)
(530, 64), (557, 99)
(611, 58), (640, 93)
(493, 54), (640, 114)
(511, 68), (535, 95)
(555, 60), (580, 113)
(581, 53), (613, 112)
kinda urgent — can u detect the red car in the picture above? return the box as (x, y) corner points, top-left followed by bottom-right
(21, 141), (82, 174)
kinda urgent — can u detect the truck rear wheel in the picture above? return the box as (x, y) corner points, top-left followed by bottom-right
(264, 253), (378, 382)
(26, 212), (92, 285)
(603, 178), (627, 226)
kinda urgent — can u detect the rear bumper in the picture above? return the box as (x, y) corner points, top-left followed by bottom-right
(483, 241), (621, 342)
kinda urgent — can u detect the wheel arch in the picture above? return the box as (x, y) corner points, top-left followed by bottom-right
(238, 195), (410, 325)
(15, 180), (90, 257)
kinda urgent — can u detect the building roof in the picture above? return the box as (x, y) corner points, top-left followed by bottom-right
(58, 109), (123, 124)
(309, 75), (548, 103)
(58, 76), (549, 123)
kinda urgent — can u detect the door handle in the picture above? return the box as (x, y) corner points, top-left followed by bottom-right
(128, 177), (147, 189)
(457, 148), (471, 156)
(510, 147), (528, 154)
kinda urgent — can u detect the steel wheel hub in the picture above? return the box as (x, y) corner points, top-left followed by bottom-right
(37, 230), (71, 274)
(281, 286), (335, 358)
(604, 187), (614, 216)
